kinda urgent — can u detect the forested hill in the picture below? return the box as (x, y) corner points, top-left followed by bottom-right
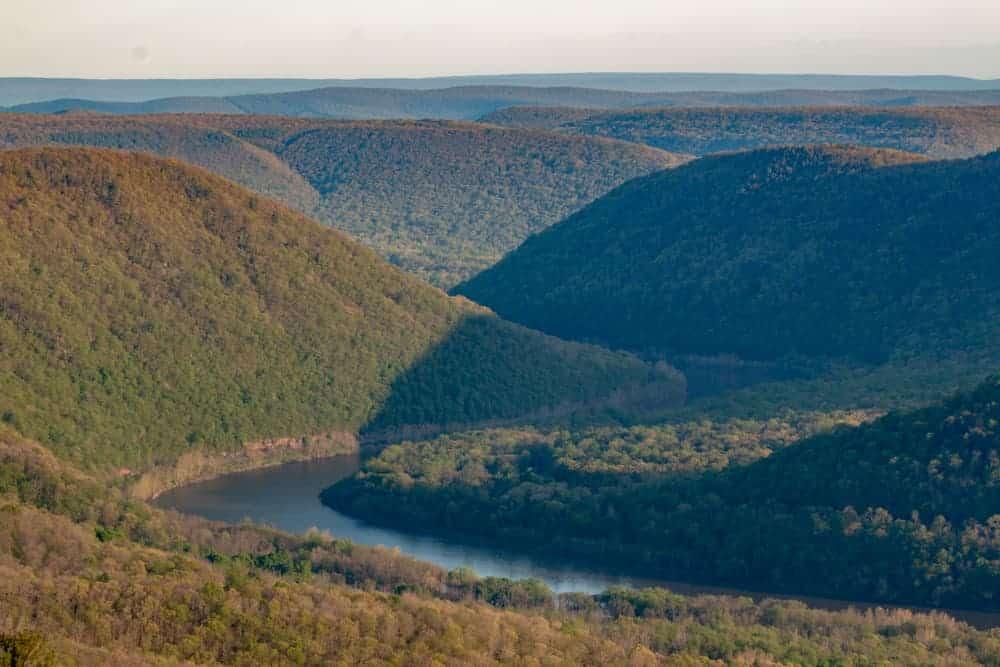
(326, 374), (1000, 610)
(0, 147), (678, 477)
(0, 114), (682, 286)
(456, 146), (1000, 364)
(482, 105), (1000, 159)
(0, 113), (323, 213)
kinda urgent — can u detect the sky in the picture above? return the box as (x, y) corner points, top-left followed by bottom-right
(3, 0), (1000, 79)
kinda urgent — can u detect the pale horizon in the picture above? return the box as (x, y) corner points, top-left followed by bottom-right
(3, 0), (999, 79)
(4, 69), (1000, 81)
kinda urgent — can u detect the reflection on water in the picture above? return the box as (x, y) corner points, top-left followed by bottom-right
(155, 455), (1000, 629)
(153, 454), (653, 594)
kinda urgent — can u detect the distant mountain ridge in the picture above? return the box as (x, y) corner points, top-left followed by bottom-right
(3, 72), (1000, 106)
(484, 105), (1000, 159)
(7, 84), (1000, 119)
(6, 109), (999, 294)
(456, 146), (1000, 365)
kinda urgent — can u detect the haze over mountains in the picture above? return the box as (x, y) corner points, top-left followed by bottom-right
(4, 72), (1000, 106)
(8, 85), (1000, 119)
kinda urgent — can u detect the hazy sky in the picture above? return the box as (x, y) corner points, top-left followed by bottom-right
(3, 0), (1000, 78)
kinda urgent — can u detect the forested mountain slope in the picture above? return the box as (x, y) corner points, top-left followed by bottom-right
(0, 113), (322, 212)
(0, 148), (676, 479)
(327, 374), (1000, 610)
(0, 114), (681, 285)
(269, 120), (684, 285)
(457, 146), (1000, 365)
(483, 105), (1000, 159)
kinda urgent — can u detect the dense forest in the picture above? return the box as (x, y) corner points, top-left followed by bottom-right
(5, 424), (1000, 665)
(10, 111), (1000, 288)
(0, 114), (680, 285)
(5, 80), (1000, 664)
(457, 146), (1000, 366)
(262, 119), (683, 285)
(324, 374), (1000, 611)
(483, 105), (1000, 158)
(0, 148), (675, 480)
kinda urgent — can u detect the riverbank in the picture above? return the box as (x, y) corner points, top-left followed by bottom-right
(129, 430), (358, 500)
(157, 453), (1000, 630)
(322, 478), (1000, 629)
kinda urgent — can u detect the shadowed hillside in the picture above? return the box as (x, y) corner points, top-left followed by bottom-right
(483, 105), (1000, 159)
(327, 374), (1000, 610)
(0, 114), (682, 286)
(362, 315), (686, 441)
(0, 147), (676, 479)
(457, 146), (1000, 365)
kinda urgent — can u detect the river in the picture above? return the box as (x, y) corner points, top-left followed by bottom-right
(154, 454), (1000, 629)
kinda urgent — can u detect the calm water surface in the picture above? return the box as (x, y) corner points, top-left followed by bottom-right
(154, 453), (655, 593)
(155, 454), (1000, 628)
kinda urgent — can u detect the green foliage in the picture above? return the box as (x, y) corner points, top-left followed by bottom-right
(0, 147), (668, 473)
(94, 525), (122, 543)
(458, 147), (1000, 367)
(4, 421), (1000, 666)
(0, 631), (55, 667)
(485, 105), (1000, 159)
(326, 375), (1000, 610)
(0, 114), (681, 286)
(364, 315), (680, 436)
(277, 120), (683, 286)
(474, 577), (554, 609)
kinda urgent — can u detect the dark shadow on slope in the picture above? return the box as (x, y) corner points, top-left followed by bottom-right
(361, 313), (686, 443)
(331, 374), (1000, 612)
